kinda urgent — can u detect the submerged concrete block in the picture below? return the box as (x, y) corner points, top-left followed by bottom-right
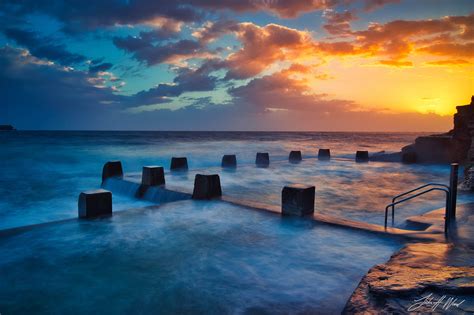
(256, 152), (270, 167)
(355, 151), (369, 162)
(318, 149), (331, 160)
(222, 154), (237, 168)
(192, 174), (222, 199)
(289, 151), (302, 163)
(142, 166), (165, 186)
(281, 184), (315, 216)
(102, 161), (123, 182)
(78, 189), (112, 218)
(170, 157), (188, 171)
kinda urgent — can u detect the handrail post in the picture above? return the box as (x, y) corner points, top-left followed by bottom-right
(445, 189), (451, 234)
(449, 163), (459, 219)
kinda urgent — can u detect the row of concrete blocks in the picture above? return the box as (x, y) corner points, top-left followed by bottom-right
(80, 161), (316, 218)
(102, 150), (369, 181)
(79, 184), (315, 218)
(234, 149), (369, 166)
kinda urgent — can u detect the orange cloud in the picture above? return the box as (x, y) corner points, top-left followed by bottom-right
(418, 42), (474, 58)
(323, 10), (356, 36)
(378, 59), (413, 67)
(192, 0), (336, 18)
(223, 23), (316, 79)
(425, 59), (472, 66)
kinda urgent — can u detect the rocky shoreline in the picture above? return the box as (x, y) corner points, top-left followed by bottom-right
(343, 201), (474, 314)
(373, 96), (474, 190)
(343, 242), (474, 314)
(0, 124), (15, 131)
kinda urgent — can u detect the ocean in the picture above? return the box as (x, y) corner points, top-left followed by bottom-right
(1, 130), (468, 314)
(0, 131), (464, 229)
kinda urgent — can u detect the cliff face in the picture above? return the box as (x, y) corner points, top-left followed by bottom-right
(401, 96), (474, 164)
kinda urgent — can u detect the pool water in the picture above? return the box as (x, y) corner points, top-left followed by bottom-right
(0, 130), (429, 229)
(0, 200), (401, 314)
(118, 158), (464, 227)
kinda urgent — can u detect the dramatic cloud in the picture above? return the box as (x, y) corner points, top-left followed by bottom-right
(129, 65), (218, 106)
(192, 21), (320, 79)
(323, 10), (356, 36)
(191, 0), (336, 18)
(113, 34), (209, 65)
(0, 1), (470, 131)
(351, 14), (474, 61)
(378, 59), (413, 67)
(363, 0), (401, 12)
(310, 13), (474, 66)
(89, 62), (114, 73)
(3, 28), (86, 65)
(425, 59), (471, 66)
(0, 1), (201, 33)
(418, 42), (474, 58)
(0, 46), (123, 128)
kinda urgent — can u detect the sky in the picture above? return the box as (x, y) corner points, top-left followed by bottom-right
(0, 0), (472, 131)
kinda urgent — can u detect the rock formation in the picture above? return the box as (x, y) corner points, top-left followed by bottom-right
(0, 125), (15, 131)
(343, 243), (474, 314)
(401, 96), (474, 164)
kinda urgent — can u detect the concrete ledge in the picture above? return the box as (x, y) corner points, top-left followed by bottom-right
(170, 157), (188, 171)
(192, 174), (222, 199)
(102, 161), (123, 182)
(282, 184), (315, 216)
(142, 166), (165, 186)
(78, 189), (112, 218)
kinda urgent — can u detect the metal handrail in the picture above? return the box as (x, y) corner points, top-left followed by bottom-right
(390, 183), (449, 222)
(384, 187), (450, 229)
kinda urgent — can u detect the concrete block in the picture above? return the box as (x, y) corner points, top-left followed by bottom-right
(102, 161), (123, 182)
(289, 151), (302, 163)
(170, 157), (188, 170)
(222, 155), (237, 168)
(281, 184), (315, 216)
(256, 152), (270, 167)
(192, 174), (222, 199)
(355, 151), (369, 162)
(318, 149), (331, 160)
(142, 166), (165, 186)
(78, 189), (112, 218)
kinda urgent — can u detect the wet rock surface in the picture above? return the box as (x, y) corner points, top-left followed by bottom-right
(345, 202), (474, 314)
(344, 243), (474, 314)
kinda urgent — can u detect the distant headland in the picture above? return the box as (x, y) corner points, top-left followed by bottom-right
(0, 125), (16, 131)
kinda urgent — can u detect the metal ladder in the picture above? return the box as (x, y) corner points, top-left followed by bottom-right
(384, 163), (459, 233)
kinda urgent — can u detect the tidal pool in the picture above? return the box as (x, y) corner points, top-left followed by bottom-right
(0, 200), (401, 314)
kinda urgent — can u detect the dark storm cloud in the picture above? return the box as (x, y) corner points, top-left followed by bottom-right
(0, 1), (201, 33)
(0, 0), (401, 35)
(4, 28), (86, 65)
(363, 0), (401, 11)
(89, 62), (114, 73)
(0, 46), (123, 129)
(129, 66), (218, 105)
(113, 35), (206, 66)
